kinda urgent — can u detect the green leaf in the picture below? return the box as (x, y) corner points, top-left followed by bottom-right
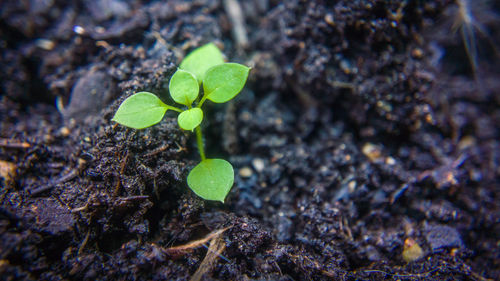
(187, 159), (234, 202)
(112, 92), (169, 129)
(179, 43), (224, 84)
(203, 63), (250, 103)
(169, 69), (199, 106)
(177, 108), (203, 131)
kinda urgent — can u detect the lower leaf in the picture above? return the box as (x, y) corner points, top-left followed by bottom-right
(187, 159), (234, 202)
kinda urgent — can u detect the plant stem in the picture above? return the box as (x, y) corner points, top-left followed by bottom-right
(197, 95), (209, 108)
(195, 125), (206, 161)
(166, 105), (182, 112)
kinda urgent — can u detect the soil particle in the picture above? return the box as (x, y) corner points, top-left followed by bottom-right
(26, 198), (75, 235)
(424, 223), (463, 251)
(62, 70), (115, 121)
(225, 215), (271, 256)
(0, 160), (17, 189)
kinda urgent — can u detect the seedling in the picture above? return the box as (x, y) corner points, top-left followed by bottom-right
(112, 43), (250, 202)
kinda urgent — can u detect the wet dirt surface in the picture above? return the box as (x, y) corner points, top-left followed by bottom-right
(1, 0), (499, 280)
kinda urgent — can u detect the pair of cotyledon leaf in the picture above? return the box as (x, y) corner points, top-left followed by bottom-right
(112, 43), (249, 202)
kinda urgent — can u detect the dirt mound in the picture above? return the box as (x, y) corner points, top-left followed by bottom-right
(1, 0), (499, 280)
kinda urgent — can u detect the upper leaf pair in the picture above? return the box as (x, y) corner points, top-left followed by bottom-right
(172, 62), (250, 108)
(177, 43), (250, 104)
(173, 62), (249, 130)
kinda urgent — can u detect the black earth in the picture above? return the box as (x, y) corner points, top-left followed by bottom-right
(1, 0), (499, 280)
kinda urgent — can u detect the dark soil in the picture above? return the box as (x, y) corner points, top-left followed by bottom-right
(1, 0), (499, 280)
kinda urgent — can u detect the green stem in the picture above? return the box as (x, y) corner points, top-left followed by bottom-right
(166, 105), (182, 112)
(195, 125), (206, 161)
(197, 94), (209, 108)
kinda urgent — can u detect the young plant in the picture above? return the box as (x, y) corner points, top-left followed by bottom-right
(112, 43), (250, 202)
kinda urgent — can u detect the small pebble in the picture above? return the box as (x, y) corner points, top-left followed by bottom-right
(385, 156), (396, 165)
(412, 48), (423, 59)
(252, 158), (265, 172)
(95, 26), (106, 34)
(0, 160), (17, 188)
(348, 181), (356, 191)
(362, 143), (382, 162)
(239, 167), (253, 178)
(36, 39), (55, 50)
(44, 134), (55, 143)
(73, 25), (85, 34)
(324, 13), (335, 26)
(59, 127), (70, 137)
(402, 238), (424, 262)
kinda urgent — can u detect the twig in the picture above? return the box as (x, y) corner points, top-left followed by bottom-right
(223, 0), (249, 50)
(29, 158), (87, 196)
(113, 150), (129, 196)
(29, 169), (79, 196)
(142, 145), (170, 158)
(190, 235), (227, 281)
(78, 229), (91, 255)
(162, 227), (230, 256)
(0, 138), (30, 149)
(71, 202), (90, 213)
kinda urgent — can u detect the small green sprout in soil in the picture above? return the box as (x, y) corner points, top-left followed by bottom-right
(112, 43), (250, 202)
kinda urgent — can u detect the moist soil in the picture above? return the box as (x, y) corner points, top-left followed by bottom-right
(1, 0), (499, 280)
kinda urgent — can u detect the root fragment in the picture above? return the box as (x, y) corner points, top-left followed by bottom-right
(163, 227), (229, 256)
(190, 235), (226, 281)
